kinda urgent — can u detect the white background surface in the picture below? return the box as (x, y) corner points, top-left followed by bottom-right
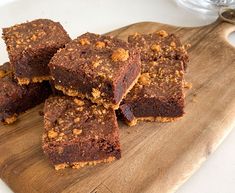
(0, 0), (235, 193)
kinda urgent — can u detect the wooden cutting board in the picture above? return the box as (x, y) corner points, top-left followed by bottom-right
(1, 15), (235, 193)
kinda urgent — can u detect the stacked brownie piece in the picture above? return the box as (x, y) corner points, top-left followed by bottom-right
(119, 31), (189, 126)
(0, 19), (71, 123)
(49, 32), (141, 109)
(1, 19), (189, 170)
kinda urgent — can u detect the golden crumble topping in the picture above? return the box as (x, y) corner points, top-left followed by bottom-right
(48, 130), (58, 139)
(73, 129), (82, 135)
(138, 73), (151, 85)
(111, 48), (129, 62)
(79, 38), (90, 45)
(156, 30), (168, 37)
(91, 88), (101, 99)
(95, 41), (106, 48)
(74, 98), (85, 106)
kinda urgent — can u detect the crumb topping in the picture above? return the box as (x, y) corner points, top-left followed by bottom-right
(111, 48), (129, 62)
(156, 30), (168, 37)
(79, 38), (90, 45)
(138, 73), (151, 85)
(92, 88), (101, 99)
(48, 130), (58, 139)
(43, 96), (117, 144)
(74, 98), (85, 106)
(92, 60), (102, 68)
(73, 128), (82, 135)
(151, 44), (162, 52)
(95, 41), (106, 48)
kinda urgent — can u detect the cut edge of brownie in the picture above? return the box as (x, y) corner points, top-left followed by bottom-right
(119, 104), (183, 126)
(54, 72), (140, 109)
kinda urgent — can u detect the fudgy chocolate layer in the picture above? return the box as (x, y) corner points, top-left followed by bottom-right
(46, 138), (121, 165)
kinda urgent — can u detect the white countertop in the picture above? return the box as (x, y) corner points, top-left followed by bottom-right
(0, 0), (235, 193)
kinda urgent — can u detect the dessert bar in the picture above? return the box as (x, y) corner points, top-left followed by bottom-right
(2, 19), (71, 84)
(119, 31), (189, 126)
(49, 32), (141, 109)
(42, 96), (121, 170)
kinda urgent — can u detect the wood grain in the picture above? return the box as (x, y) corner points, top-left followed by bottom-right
(0, 19), (235, 193)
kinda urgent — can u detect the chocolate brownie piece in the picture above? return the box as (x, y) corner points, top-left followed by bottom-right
(42, 96), (121, 170)
(2, 19), (71, 85)
(119, 31), (189, 126)
(0, 62), (52, 124)
(49, 32), (141, 109)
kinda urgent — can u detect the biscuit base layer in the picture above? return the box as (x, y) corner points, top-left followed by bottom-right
(17, 76), (51, 85)
(54, 156), (116, 170)
(127, 116), (182, 126)
(54, 73), (140, 110)
(2, 114), (18, 124)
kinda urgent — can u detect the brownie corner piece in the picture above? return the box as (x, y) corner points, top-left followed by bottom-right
(2, 19), (71, 84)
(119, 60), (185, 126)
(0, 62), (52, 124)
(120, 31), (189, 126)
(42, 96), (121, 170)
(49, 32), (141, 109)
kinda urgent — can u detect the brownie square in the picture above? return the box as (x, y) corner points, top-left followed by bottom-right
(2, 19), (71, 85)
(0, 62), (52, 124)
(42, 96), (121, 170)
(119, 31), (189, 126)
(49, 32), (141, 109)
